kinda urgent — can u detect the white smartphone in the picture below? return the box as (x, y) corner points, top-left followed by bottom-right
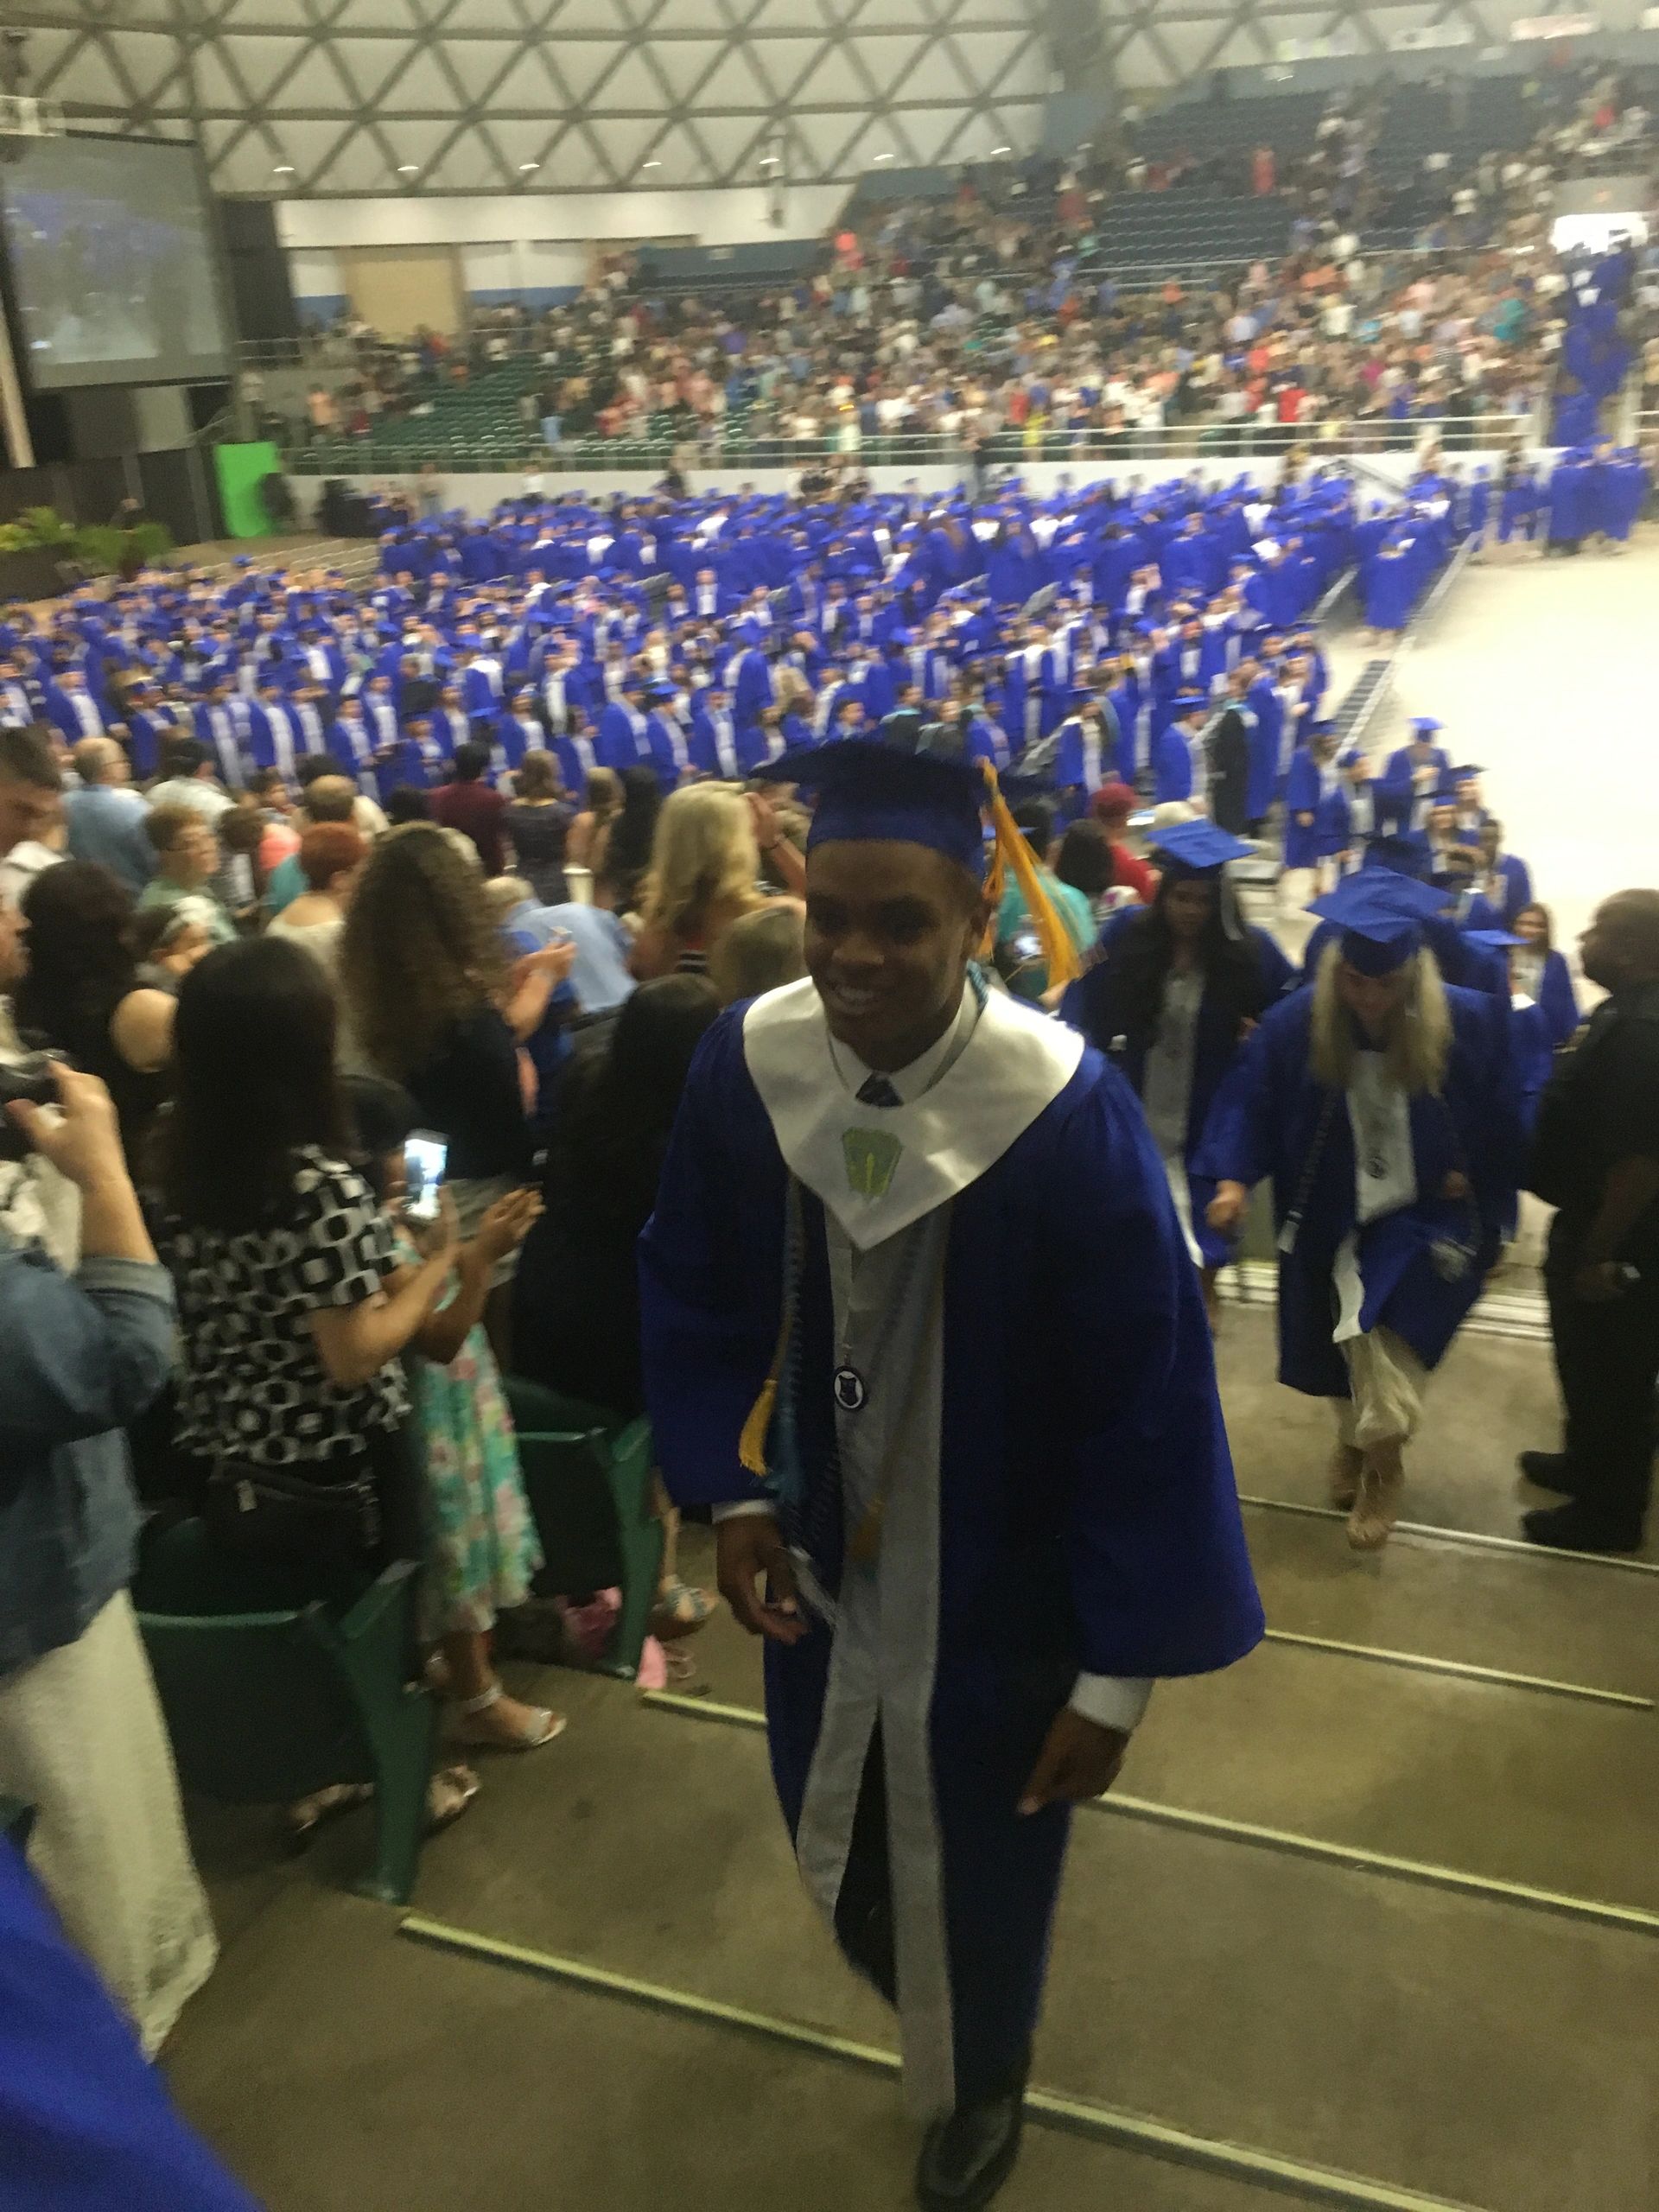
(402, 1129), (449, 1224)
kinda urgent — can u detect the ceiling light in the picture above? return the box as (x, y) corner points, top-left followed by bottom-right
(273, 163), (295, 175)
(641, 159), (661, 169)
(990, 144), (1011, 156)
(518, 160), (540, 171)
(872, 151), (893, 162)
(397, 163), (418, 175)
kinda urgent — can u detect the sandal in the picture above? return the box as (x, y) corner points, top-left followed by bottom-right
(425, 1764), (480, 1834)
(282, 1783), (373, 1854)
(451, 1681), (567, 1751)
(651, 1579), (715, 1643)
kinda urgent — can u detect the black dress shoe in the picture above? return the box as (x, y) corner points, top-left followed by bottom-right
(916, 2090), (1024, 2211)
(1522, 1501), (1643, 1555)
(1518, 1451), (1580, 1496)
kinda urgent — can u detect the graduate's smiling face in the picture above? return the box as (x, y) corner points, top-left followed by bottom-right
(805, 840), (989, 1073)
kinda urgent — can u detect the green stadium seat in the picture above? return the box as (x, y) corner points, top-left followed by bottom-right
(133, 1519), (436, 1906)
(502, 1379), (664, 1684)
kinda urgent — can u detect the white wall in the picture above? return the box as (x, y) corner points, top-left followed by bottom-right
(277, 186), (846, 255)
(289, 247), (346, 302)
(458, 241), (592, 297)
(311, 449), (1546, 522)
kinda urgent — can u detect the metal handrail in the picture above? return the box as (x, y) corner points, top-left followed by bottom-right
(273, 410), (1537, 476)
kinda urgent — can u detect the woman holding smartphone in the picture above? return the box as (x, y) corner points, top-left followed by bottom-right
(153, 938), (481, 1825)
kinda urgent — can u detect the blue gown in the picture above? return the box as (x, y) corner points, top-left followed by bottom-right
(1061, 916), (1294, 1269)
(0, 1841), (257, 2212)
(1282, 753), (1346, 871)
(1192, 988), (1522, 1397)
(640, 1005), (1262, 2111)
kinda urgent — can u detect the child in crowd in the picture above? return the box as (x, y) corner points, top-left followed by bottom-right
(349, 1077), (560, 1753)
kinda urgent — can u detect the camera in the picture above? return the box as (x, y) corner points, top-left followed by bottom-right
(0, 1052), (63, 1162)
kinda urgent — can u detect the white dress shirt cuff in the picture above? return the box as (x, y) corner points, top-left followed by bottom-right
(711, 1500), (778, 1523)
(1070, 1673), (1154, 1733)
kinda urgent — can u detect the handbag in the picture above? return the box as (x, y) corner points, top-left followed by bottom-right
(203, 1459), (381, 1568)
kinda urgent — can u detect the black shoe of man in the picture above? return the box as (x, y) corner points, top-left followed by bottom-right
(1522, 1501), (1643, 1555)
(915, 2090), (1024, 2211)
(1517, 1452), (1580, 1496)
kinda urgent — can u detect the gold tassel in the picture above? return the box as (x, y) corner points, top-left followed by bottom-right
(979, 760), (1083, 991)
(738, 1304), (791, 1478)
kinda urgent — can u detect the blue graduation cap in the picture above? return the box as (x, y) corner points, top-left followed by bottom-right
(1408, 715), (1442, 735)
(1171, 693), (1209, 716)
(1308, 872), (1444, 976)
(772, 740), (990, 876)
(1147, 820), (1254, 876)
(1445, 763), (1484, 783)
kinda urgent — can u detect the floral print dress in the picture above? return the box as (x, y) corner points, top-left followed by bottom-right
(397, 1238), (543, 1639)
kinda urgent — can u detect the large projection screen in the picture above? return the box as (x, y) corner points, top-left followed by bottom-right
(0, 135), (232, 391)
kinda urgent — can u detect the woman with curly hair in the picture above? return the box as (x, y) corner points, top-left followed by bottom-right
(339, 828), (563, 1345)
(16, 861), (177, 1159)
(629, 781), (778, 981)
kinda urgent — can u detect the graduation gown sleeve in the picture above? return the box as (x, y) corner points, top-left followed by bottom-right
(1038, 1060), (1265, 1678)
(639, 1013), (785, 1511)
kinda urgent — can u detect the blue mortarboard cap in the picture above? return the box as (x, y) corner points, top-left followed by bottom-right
(1446, 763), (1484, 782)
(1172, 694), (1209, 715)
(1308, 873), (1443, 975)
(1362, 831), (1433, 880)
(769, 739), (990, 879)
(1465, 929), (1522, 951)
(1409, 715), (1442, 734)
(1147, 820), (1254, 875)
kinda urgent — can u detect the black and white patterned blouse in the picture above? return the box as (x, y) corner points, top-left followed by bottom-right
(160, 1149), (409, 1467)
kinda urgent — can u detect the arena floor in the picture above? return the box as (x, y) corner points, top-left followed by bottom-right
(159, 531), (1659, 2212)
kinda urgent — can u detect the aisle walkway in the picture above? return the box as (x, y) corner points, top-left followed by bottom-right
(163, 1312), (1659, 2212)
(1364, 532), (1659, 948)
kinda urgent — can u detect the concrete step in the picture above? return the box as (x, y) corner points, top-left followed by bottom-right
(399, 1670), (1659, 2212)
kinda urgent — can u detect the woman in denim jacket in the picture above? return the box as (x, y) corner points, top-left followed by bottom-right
(0, 1021), (216, 2055)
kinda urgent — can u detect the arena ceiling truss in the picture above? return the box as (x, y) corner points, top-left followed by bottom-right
(4, 0), (1053, 196)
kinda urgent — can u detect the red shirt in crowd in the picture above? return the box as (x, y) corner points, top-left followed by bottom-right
(430, 778), (508, 876)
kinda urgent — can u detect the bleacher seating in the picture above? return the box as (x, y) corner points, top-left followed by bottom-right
(1130, 86), (1331, 167)
(1075, 191), (1296, 275)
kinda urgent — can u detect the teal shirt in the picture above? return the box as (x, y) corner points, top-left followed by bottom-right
(995, 872), (1095, 1001)
(264, 852), (305, 918)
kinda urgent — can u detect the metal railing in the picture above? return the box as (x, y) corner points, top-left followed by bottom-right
(274, 410), (1539, 478)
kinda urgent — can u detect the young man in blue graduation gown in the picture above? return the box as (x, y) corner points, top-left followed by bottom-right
(640, 743), (1263, 2211)
(1198, 873), (1521, 1552)
(1380, 715), (1452, 835)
